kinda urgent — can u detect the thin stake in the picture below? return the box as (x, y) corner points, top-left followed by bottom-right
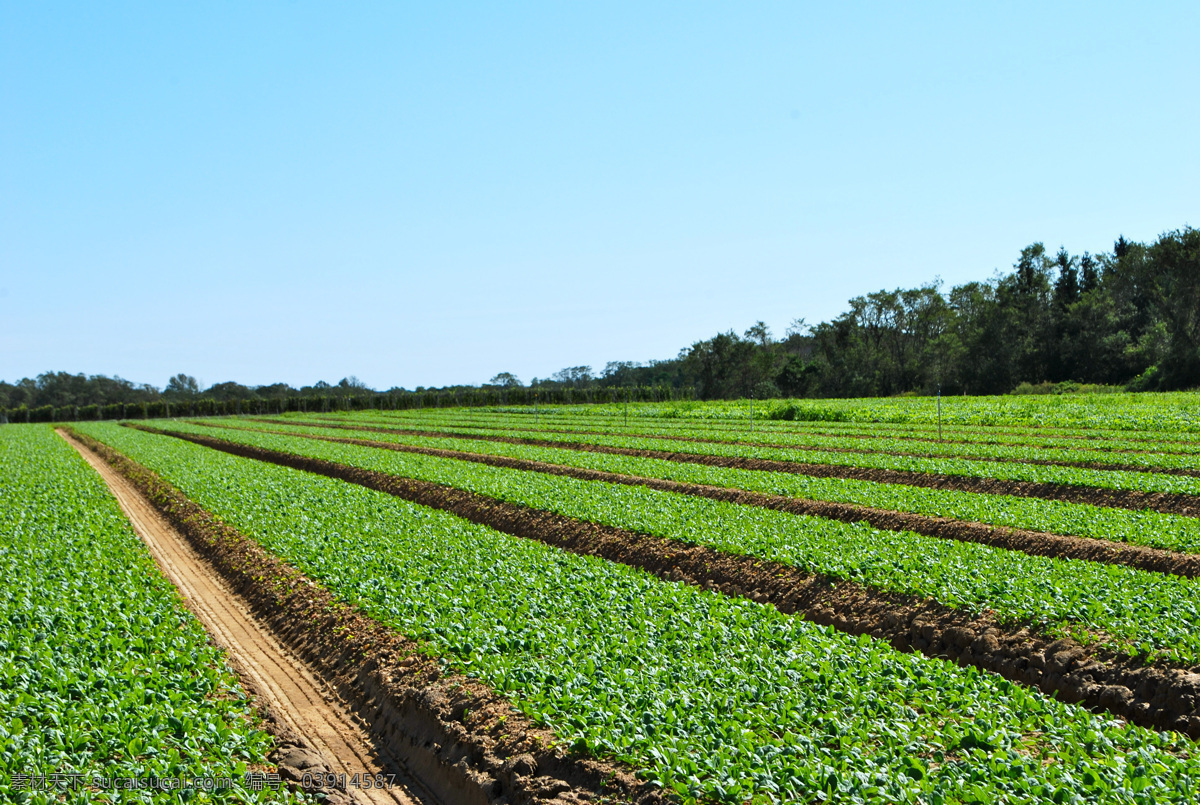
(937, 383), (943, 440)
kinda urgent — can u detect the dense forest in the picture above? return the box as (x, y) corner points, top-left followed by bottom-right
(3, 226), (1197, 420)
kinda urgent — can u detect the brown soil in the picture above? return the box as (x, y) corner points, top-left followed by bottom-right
(66, 427), (661, 805)
(277, 421), (1200, 517)
(145, 425), (1200, 738)
(223, 422), (1200, 573)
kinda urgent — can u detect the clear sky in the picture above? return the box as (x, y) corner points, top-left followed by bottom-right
(3, 2), (1197, 391)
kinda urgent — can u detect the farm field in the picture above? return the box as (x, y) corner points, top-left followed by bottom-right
(0, 426), (301, 802)
(245, 410), (1200, 497)
(6, 391), (1200, 803)
(201, 416), (1200, 554)
(138, 419), (1200, 663)
(307, 410), (1200, 468)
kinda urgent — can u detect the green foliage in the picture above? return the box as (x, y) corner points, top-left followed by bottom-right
(0, 426), (293, 802)
(302, 413), (1200, 495)
(76, 422), (1200, 803)
(274, 409), (1200, 554)
(159, 419), (1200, 664)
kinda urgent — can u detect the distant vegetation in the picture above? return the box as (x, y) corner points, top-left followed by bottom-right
(3, 227), (1196, 422)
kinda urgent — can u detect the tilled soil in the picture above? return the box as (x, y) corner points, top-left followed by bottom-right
(211, 422), (1200, 577)
(146, 426), (1200, 738)
(68, 428), (661, 805)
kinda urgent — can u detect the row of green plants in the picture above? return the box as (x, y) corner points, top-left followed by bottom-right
(308, 417), (1200, 495)
(157, 420), (1200, 664)
(238, 416), (1200, 554)
(0, 425), (294, 802)
(75, 422), (1200, 804)
(374, 406), (1200, 456)
(509, 394), (1200, 433)
(306, 410), (1200, 473)
(316, 407), (1200, 454)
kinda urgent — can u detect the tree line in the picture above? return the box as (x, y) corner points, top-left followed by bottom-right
(496, 226), (1199, 398)
(4, 226), (1197, 422)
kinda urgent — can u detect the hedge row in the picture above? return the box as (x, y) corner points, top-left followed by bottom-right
(0, 385), (692, 424)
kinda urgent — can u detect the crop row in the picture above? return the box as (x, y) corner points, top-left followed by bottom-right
(494, 394), (1200, 434)
(153, 420), (1200, 665)
(74, 421), (1200, 803)
(0, 426), (290, 802)
(297, 411), (1200, 474)
(315, 408), (1200, 458)
(229, 417), (1200, 555)
(282, 413), (1200, 496)
(347, 398), (1200, 444)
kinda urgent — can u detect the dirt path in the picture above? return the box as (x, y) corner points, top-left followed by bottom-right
(61, 430), (427, 805)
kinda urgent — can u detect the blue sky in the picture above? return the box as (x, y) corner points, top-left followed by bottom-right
(3, 2), (1197, 390)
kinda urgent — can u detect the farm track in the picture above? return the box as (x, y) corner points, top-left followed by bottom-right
(66, 428), (658, 805)
(283, 419), (1200, 477)
(216, 422), (1200, 576)
(147, 425), (1200, 738)
(246, 420), (1200, 518)
(59, 430), (426, 805)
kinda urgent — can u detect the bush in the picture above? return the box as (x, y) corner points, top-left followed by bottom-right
(1011, 381), (1124, 395)
(767, 403), (850, 422)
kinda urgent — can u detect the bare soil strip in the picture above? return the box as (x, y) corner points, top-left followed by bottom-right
(218, 422), (1200, 573)
(147, 425), (1200, 738)
(66, 428), (659, 805)
(271, 421), (1200, 517)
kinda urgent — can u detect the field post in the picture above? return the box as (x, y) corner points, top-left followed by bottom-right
(937, 383), (943, 440)
(625, 387), (629, 429)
